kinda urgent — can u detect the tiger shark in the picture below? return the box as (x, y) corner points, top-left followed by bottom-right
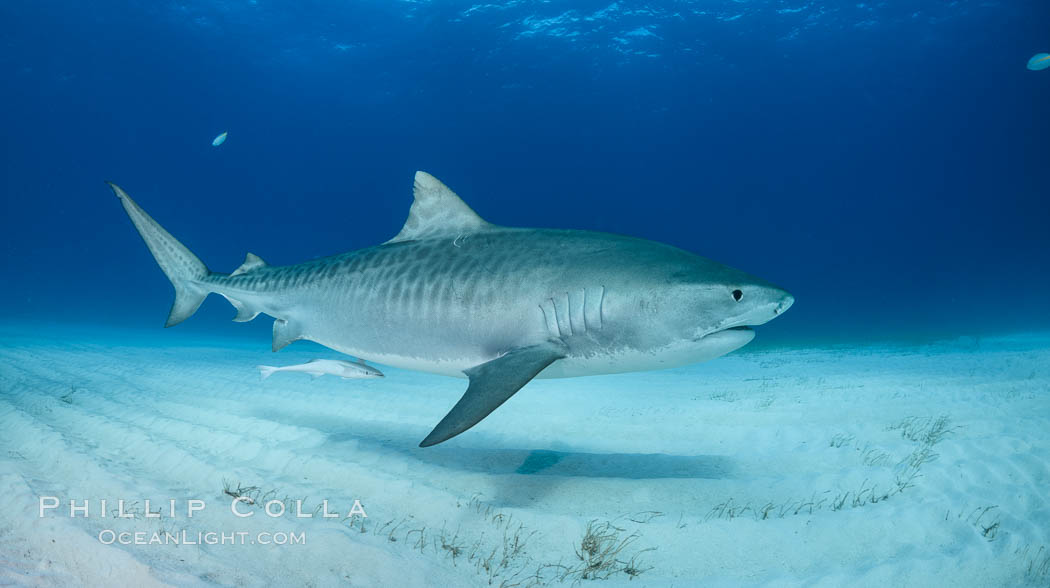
(109, 172), (794, 447)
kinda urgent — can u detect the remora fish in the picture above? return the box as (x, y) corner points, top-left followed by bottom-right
(257, 359), (384, 380)
(109, 172), (794, 446)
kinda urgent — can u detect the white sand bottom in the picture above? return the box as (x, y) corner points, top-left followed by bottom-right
(0, 325), (1048, 586)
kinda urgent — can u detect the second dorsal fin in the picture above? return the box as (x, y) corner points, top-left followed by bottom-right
(386, 171), (493, 243)
(231, 252), (267, 277)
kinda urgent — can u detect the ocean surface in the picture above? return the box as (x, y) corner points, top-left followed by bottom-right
(2, 1), (1050, 586)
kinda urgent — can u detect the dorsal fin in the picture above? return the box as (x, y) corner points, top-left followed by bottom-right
(386, 171), (492, 243)
(231, 252), (267, 277)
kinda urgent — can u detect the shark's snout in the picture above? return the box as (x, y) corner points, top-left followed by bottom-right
(773, 292), (795, 315)
(721, 285), (793, 332)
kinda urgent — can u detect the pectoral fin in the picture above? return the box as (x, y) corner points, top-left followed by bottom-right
(419, 342), (566, 447)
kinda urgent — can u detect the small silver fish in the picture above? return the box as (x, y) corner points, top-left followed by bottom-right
(211, 131), (228, 146)
(257, 359), (384, 380)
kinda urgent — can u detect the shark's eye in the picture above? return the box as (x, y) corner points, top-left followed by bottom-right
(732, 289), (743, 302)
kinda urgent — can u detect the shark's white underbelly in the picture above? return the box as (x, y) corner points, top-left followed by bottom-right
(314, 326), (754, 379)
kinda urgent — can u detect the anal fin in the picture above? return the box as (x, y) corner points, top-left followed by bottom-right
(221, 294), (259, 323)
(419, 341), (566, 447)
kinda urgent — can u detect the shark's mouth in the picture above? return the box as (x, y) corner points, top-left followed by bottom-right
(692, 323), (751, 342)
(695, 325), (754, 342)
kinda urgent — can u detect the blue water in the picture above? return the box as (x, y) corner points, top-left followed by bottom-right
(2, 0), (1049, 343)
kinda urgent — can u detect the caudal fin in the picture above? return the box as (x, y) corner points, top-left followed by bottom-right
(257, 365), (278, 380)
(108, 182), (211, 327)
